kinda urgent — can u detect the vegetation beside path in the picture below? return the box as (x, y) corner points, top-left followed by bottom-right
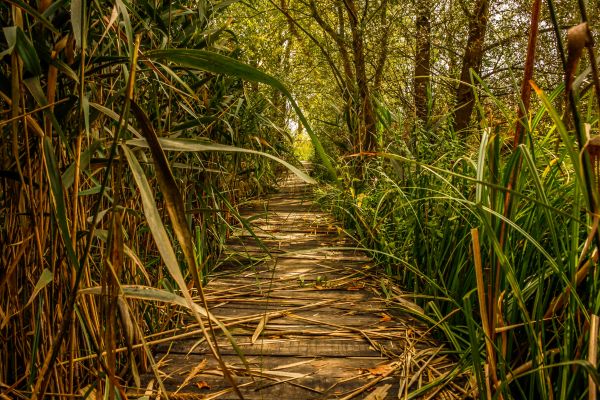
(3, 0), (600, 398)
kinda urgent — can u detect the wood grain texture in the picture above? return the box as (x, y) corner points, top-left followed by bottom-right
(137, 166), (463, 399)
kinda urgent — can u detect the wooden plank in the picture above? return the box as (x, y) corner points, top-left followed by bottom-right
(136, 170), (460, 400)
(158, 338), (382, 358)
(136, 356), (398, 400)
(206, 289), (377, 302)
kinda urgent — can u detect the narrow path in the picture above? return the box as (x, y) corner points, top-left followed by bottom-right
(145, 170), (460, 399)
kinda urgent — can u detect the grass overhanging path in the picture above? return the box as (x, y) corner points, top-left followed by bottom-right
(136, 167), (463, 399)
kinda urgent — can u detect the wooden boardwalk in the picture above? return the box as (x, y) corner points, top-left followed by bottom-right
(142, 171), (462, 399)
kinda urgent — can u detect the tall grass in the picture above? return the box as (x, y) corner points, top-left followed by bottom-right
(316, 59), (600, 400)
(0, 1), (319, 397)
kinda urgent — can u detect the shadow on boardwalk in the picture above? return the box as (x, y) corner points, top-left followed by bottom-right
(139, 169), (465, 399)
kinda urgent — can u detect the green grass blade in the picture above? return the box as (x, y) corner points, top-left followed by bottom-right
(42, 137), (79, 270)
(127, 137), (316, 184)
(122, 144), (249, 385)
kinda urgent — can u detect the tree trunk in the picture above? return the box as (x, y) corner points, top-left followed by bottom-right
(453, 0), (490, 134)
(373, 0), (390, 93)
(414, 0), (431, 123)
(344, 0), (377, 153)
(306, 0), (388, 154)
(272, 0), (294, 129)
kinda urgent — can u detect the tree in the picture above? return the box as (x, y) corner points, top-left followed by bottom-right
(453, 0), (490, 134)
(414, 0), (432, 124)
(272, 0), (391, 155)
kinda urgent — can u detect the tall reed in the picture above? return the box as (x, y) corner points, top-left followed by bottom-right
(0, 1), (315, 397)
(316, 64), (600, 400)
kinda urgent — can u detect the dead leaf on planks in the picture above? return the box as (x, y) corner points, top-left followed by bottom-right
(365, 363), (396, 376)
(379, 313), (392, 322)
(195, 381), (211, 390)
(176, 359), (207, 393)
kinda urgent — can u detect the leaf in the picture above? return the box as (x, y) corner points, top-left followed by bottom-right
(127, 137), (315, 184)
(121, 146), (200, 306)
(195, 381), (210, 390)
(251, 316), (268, 344)
(128, 101), (204, 291)
(155, 63), (197, 98)
(82, 94), (90, 135)
(2, 27), (42, 75)
(88, 102), (142, 138)
(122, 144), (248, 374)
(43, 137), (79, 270)
(115, 0), (134, 55)
(51, 58), (79, 83)
(146, 49), (336, 180)
(71, 0), (84, 49)
(24, 269), (53, 308)
(0, 26), (17, 58)
(366, 363), (395, 376)
(79, 285), (208, 317)
(379, 313), (392, 322)
(22, 77), (47, 105)
(97, 6), (119, 48)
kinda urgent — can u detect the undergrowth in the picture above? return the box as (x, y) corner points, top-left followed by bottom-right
(316, 82), (600, 398)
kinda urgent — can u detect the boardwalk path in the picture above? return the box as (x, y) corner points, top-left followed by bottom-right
(148, 171), (460, 399)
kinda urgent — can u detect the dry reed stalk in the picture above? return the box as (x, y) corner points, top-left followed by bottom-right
(589, 314), (599, 400)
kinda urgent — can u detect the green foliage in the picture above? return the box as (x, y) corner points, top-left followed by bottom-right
(293, 130), (314, 160)
(316, 84), (600, 397)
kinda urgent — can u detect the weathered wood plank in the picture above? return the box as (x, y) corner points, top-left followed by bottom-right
(137, 169), (461, 399)
(159, 338), (383, 358)
(137, 355), (402, 399)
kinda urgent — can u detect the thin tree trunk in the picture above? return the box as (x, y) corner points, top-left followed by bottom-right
(453, 0), (490, 134)
(310, 0), (355, 87)
(414, 0), (431, 123)
(272, 0), (294, 128)
(344, 0), (377, 153)
(373, 0), (390, 93)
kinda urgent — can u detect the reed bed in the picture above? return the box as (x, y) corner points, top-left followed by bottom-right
(0, 1), (313, 397)
(315, 3), (600, 396)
